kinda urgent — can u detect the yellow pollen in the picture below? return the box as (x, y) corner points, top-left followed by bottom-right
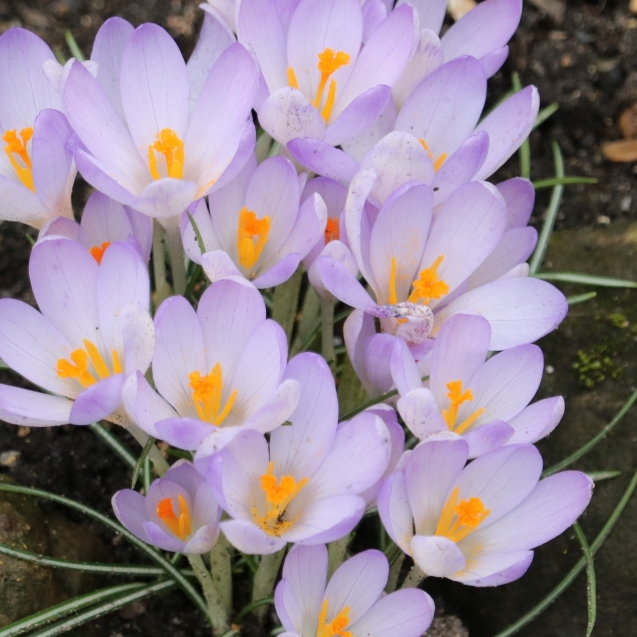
(388, 256), (398, 305)
(317, 600), (352, 637)
(237, 207), (271, 269)
(418, 138), (447, 172)
(441, 379), (486, 434)
(156, 494), (192, 541)
(148, 128), (184, 180)
(314, 48), (350, 122)
(3, 127), (35, 191)
(324, 217), (340, 244)
(407, 255), (449, 304)
(89, 241), (111, 264)
(188, 363), (238, 426)
(435, 486), (491, 543)
(56, 339), (122, 388)
(252, 461), (309, 536)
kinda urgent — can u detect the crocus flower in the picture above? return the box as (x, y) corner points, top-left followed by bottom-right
(0, 28), (76, 229)
(62, 23), (258, 222)
(378, 438), (593, 586)
(112, 460), (221, 554)
(393, 314), (565, 458)
(0, 237), (153, 427)
(275, 544), (434, 637)
(181, 155), (326, 288)
(238, 0), (416, 147)
(201, 353), (391, 554)
(41, 191), (152, 263)
(316, 174), (567, 351)
(122, 277), (300, 453)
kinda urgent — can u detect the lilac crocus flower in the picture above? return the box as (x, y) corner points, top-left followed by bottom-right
(275, 544), (434, 637)
(393, 314), (564, 458)
(238, 0), (416, 147)
(0, 28), (76, 229)
(181, 156), (326, 288)
(123, 277), (299, 453)
(201, 353), (391, 554)
(62, 23), (258, 223)
(0, 238), (153, 427)
(379, 438), (593, 586)
(41, 191), (152, 263)
(112, 460), (221, 554)
(316, 174), (567, 351)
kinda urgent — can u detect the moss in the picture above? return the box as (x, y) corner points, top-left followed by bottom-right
(573, 343), (622, 387)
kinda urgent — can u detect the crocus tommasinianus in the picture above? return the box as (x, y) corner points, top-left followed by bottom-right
(0, 237), (153, 426)
(0, 28), (76, 229)
(112, 460), (221, 554)
(181, 155), (326, 288)
(123, 277), (299, 453)
(201, 353), (391, 554)
(393, 313), (564, 458)
(275, 544), (434, 637)
(316, 174), (567, 352)
(62, 22), (258, 223)
(41, 191), (152, 263)
(379, 438), (593, 585)
(238, 0), (415, 147)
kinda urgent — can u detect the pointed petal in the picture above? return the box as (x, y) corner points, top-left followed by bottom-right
(450, 550), (533, 586)
(0, 385), (72, 427)
(411, 535), (466, 577)
(377, 470), (414, 553)
(288, 138), (360, 183)
(508, 396), (565, 444)
(463, 421), (515, 458)
(69, 373), (125, 425)
(497, 177), (535, 230)
(397, 388), (447, 440)
(221, 520), (286, 555)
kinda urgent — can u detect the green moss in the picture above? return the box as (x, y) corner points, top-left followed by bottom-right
(573, 344), (622, 388)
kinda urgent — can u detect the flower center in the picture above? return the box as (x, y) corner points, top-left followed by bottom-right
(317, 600), (352, 637)
(156, 494), (192, 541)
(407, 255), (449, 305)
(252, 461), (309, 536)
(237, 207), (271, 269)
(287, 47), (351, 122)
(418, 138), (447, 172)
(3, 127), (35, 191)
(324, 217), (340, 244)
(56, 339), (123, 388)
(89, 242), (112, 264)
(435, 486), (491, 543)
(441, 379), (485, 435)
(148, 128), (184, 180)
(188, 363), (238, 426)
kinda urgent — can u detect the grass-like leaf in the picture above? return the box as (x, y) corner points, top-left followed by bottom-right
(512, 73), (531, 179)
(586, 470), (621, 482)
(535, 272), (637, 288)
(131, 436), (157, 489)
(573, 523), (597, 637)
(64, 30), (85, 62)
(533, 102), (559, 129)
(87, 423), (137, 469)
(533, 176), (598, 189)
(567, 291), (597, 305)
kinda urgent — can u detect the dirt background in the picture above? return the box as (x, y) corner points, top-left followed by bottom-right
(0, 0), (636, 635)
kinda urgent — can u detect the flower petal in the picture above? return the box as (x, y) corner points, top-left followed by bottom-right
(69, 373), (125, 425)
(497, 177), (535, 230)
(411, 535), (466, 577)
(112, 489), (151, 543)
(221, 519), (287, 555)
(0, 385), (72, 427)
(463, 421), (515, 458)
(397, 388), (447, 440)
(287, 138), (360, 183)
(377, 470), (414, 554)
(508, 396), (565, 444)
(450, 550), (533, 586)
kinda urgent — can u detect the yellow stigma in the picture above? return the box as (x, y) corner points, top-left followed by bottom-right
(237, 207), (271, 269)
(408, 255), (449, 304)
(317, 600), (352, 637)
(388, 256), (398, 305)
(435, 486), (490, 543)
(324, 217), (340, 244)
(56, 339), (123, 388)
(148, 128), (184, 180)
(418, 138), (447, 173)
(287, 66), (299, 89)
(89, 241), (111, 264)
(3, 127), (35, 191)
(188, 363), (238, 426)
(252, 461), (309, 536)
(441, 379), (486, 435)
(156, 494), (192, 541)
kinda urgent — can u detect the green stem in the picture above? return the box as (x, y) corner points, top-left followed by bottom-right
(152, 220), (169, 305)
(251, 550), (285, 622)
(210, 534), (233, 613)
(385, 553), (406, 593)
(189, 554), (230, 636)
(400, 563), (426, 589)
(125, 420), (170, 476)
(271, 268), (304, 346)
(320, 296), (336, 373)
(327, 534), (350, 578)
(165, 218), (187, 296)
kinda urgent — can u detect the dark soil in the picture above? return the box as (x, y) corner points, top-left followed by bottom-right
(0, 0), (636, 635)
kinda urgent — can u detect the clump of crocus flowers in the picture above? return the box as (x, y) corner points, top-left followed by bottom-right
(0, 1), (594, 635)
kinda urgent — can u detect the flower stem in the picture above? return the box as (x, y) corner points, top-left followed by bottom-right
(189, 554), (230, 636)
(210, 534), (233, 613)
(401, 563), (427, 589)
(327, 533), (350, 578)
(126, 421), (170, 476)
(385, 553), (406, 593)
(320, 296), (336, 374)
(152, 220), (169, 306)
(251, 550), (285, 623)
(165, 218), (187, 296)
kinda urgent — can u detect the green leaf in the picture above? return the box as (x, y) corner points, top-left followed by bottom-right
(573, 523), (597, 637)
(533, 176), (598, 189)
(512, 73), (531, 179)
(0, 483), (209, 620)
(567, 291), (597, 305)
(529, 140), (564, 275)
(235, 597), (275, 622)
(544, 388), (637, 477)
(131, 436), (157, 489)
(87, 423), (137, 469)
(64, 30), (85, 62)
(534, 272), (637, 288)
(586, 470), (621, 482)
(186, 211), (206, 254)
(533, 102), (559, 129)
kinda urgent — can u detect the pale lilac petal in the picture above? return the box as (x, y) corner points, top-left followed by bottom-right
(182, 199), (219, 263)
(364, 334), (398, 395)
(121, 302), (155, 374)
(451, 550), (533, 586)
(112, 490), (151, 543)
(398, 0), (446, 32)
(182, 523), (220, 555)
(0, 385), (72, 427)
(69, 373), (125, 425)
(130, 178), (198, 219)
(241, 378), (300, 433)
(221, 519), (286, 554)
(316, 256), (378, 311)
(0, 176), (49, 228)
(432, 277), (568, 350)
(497, 178), (535, 230)
(411, 535), (466, 577)
(474, 86), (540, 181)
(258, 88), (326, 146)
(41, 217), (83, 242)
(201, 250), (243, 283)
(397, 388), (447, 440)
(343, 309), (377, 395)
(361, 0), (387, 41)
(287, 138), (360, 183)
(349, 588), (435, 637)
(463, 421), (515, 458)
(508, 396), (565, 445)
(156, 417), (213, 450)
(390, 337), (423, 395)
(252, 254), (302, 288)
(143, 521), (185, 552)
(478, 45), (509, 78)
(81, 192), (133, 247)
(341, 100), (397, 164)
(377, 470), (414, 553)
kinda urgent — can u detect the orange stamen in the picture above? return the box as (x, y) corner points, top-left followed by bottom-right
(324, 217), (340, 244)
(148, 128), (184, 180)
(57, 339), (122, 388)
(89, 242), (111, 264)
(3, 127), (35, 191)
(313, 48), (350, 122)
(188, 363), (237, 426)
(435, 486), (490, 543)
(317, 599), (352, 637)
(156, 494), (192, 540)
(408, 255), (449, 304)
(237, 207), (271, 269)
(441, 379), (486, 434)
(418, 138), (447, 172)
